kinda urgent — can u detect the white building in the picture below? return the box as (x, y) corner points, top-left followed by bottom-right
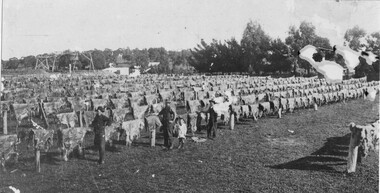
(129, 66), (141, 77)
(102, 63), (131, 75)
(148, 62), (160, 67)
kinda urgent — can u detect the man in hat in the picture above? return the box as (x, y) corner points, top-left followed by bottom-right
(158, 100), (176, 149)
(90, 106), (111, 164)
(201, 99), (218, 139)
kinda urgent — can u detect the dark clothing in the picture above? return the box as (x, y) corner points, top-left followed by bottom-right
(207, 108), (218, 127)
(202, 105), (218, 138)
(208, 122), (217, 138)
(196, 113), (202, 132)
(91, 114), (111, 135)
(159, 106), (175, 148)
(159, 106), (175, 123)
(91, 113), (110, 163)
(202, 105), (218, 126)
(162, 123), (174, 148)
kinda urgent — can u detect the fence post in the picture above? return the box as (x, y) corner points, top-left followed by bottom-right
(314, 103), (318, 111)
(3, 110), (7, 135)
(347, 126), (360, 173)
(39, 102), (49, 128)
(230, 113), (235, 130)
(79, 111), (83, 127)
(150, 129), (156, 147)
(35, 148), (41, 173)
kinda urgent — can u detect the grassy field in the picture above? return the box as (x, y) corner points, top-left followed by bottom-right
(0, 97), (379, 193)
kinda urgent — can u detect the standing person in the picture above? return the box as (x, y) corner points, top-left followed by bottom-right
(158, 100), (176, 149)
(174, 117), (187, 149)
(90, 107), (111, 164)
(201, 100), (218, 139)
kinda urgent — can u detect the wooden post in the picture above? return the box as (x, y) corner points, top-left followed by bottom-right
(45, 58), (49, 70)
(78, 144), (84, 158)
(150, 129), (156, 147)
(89, 52), (95, 72)
(253, 114), (257, 121)
(3, 111), (7, 135)
(52, 56), (56, 72)
(230, 113), (235, 130)
(79, 111), (83, 127)
(314, 103), (318, 111)
(278, 108), (282, 119)
(39, 102), (49, 128)
(347, 127), (361, 173)
(35, 149), (41, 173)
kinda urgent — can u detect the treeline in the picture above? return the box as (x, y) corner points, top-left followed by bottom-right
(1, 48), (193, 74)
(189, 21), (380, 77)
(2, 20), (379, 77)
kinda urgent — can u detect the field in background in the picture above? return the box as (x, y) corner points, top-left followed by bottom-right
(0, 97), (378, 192)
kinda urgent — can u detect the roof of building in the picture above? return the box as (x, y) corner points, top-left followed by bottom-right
(148, 62), (160, 67)
(116, 63), (132, 68)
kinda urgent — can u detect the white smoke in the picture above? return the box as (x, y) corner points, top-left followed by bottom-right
(311, 14), (344, 46)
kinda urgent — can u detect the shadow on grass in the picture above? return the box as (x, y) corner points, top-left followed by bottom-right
(269, 134), (351, 173)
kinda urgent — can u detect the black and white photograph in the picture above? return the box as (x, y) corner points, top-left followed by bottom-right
(0, 0), (379, 192)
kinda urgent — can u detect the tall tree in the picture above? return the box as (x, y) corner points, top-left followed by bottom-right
(367, 32), (380, 52)
(189, 39), (214, 72)
(241, 21), (271, 74)
(57, 53), (71, 70)
(92, 49), (107, 69)
(367, 32), (380, 73)
(20, 55), (37, 69)
(189, 38), (243, 73)
(103, 48), (115, 65)
(225, 38), (244, 72)
(285, 25), (303, 76)
(133, 48), (149, 69)
(344, 26), (372, 77)
(312, 36), (333, 65)
(5, 58), (19, 69)
(285, 21), (330, 76)
(269, 38), (292, 74)
(344, 26), (366, 51)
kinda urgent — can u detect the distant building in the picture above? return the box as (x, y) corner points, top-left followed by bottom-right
(102, 54), (141, 76)
(103, 63), (131, 75)
(148, 62), (160, 67)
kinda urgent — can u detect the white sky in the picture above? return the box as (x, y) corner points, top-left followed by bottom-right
(1, 0), (380, 59)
